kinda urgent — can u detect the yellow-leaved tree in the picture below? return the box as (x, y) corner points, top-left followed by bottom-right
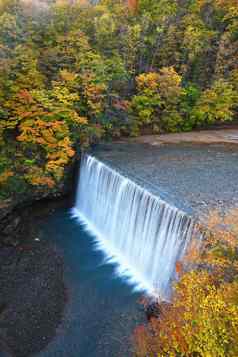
(131, 67), (184, 134)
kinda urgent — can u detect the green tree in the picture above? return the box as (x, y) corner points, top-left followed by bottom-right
(191, 79), (238, 125)
(131, 67), (184, 133)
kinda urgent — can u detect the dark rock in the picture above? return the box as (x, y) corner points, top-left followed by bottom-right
(0, 241), (66, 357)
(3, 217), (21, 236)
(145, 300), (171, 321)
(0, 150), (75, 355)
(146, 301), (161, 320)
(0, 198), (68, 356)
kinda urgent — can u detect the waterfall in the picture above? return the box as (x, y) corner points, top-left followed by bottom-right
(72, 154), (195, 299)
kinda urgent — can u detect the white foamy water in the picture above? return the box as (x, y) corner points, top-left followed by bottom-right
(72, 154), (194, 299)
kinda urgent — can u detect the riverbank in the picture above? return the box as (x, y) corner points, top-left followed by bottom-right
(127, 128), (238, 146)
(0, 200), (68, 356)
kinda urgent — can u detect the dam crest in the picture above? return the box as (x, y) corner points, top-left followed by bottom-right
(72, 154), (195, 299)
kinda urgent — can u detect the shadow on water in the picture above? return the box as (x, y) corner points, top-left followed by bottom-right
(37, 208), (144, 357)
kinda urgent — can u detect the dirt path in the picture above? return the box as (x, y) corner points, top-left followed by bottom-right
(126, 129), (238, 146)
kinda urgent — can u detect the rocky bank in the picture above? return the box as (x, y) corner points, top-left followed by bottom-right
(0, 200), (69, 357)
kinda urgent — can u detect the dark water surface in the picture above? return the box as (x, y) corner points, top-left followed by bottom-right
(37, 208), (144, 357)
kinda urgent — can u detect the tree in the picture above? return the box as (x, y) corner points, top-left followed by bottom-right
(131, 67), (184, 133)
(134, 210), (238, 357)
(1, 0), (238, 197)
(191, 79), (238, 125)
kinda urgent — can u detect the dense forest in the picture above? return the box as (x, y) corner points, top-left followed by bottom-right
(0, 0), (237, 199)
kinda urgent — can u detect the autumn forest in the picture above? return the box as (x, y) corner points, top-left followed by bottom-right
(0, 0), (238, 198)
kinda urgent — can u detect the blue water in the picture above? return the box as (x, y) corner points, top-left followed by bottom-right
(37, 208), (144, 357)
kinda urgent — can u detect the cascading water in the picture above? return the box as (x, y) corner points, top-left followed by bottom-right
(72, 154), (195, 299)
